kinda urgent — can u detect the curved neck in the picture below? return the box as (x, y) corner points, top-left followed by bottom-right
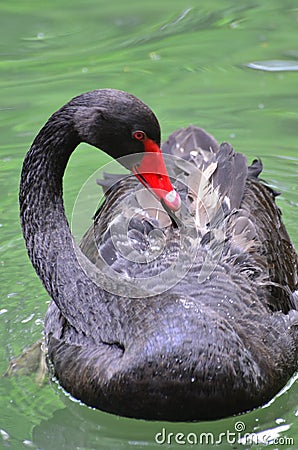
(20, 105), (128, 343)
(20, 107), (80, 300)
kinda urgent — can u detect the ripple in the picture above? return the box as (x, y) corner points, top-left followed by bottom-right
(246, 60), (298, 72)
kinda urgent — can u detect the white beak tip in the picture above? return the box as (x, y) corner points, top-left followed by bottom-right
(163, 189), (181, 212)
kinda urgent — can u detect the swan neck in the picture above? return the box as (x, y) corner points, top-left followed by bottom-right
(19, 107), (80, 297)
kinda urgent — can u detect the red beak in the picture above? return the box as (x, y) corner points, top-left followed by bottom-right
(132, 138), (181, 212)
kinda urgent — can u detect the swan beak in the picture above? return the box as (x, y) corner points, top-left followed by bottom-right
(133, 139), (181, 212)
(163, 189), (181, 211)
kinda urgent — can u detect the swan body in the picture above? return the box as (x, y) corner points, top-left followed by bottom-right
(20, 89), (298, 421)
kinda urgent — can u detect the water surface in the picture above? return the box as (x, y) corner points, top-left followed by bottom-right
(1, 1), (297, 448)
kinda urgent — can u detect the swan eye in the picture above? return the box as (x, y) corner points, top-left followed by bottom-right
(133, 130), (146, 141)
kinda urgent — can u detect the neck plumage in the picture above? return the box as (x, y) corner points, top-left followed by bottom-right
(19, 103), (152, 339)
(19, 107), (80, 301)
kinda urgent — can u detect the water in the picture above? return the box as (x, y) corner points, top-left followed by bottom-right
(1, 0), (298, 448)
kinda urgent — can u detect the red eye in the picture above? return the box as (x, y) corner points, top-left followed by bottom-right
(133, 130), (146, 141)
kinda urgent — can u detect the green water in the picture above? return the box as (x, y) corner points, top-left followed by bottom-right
(1, 0), (298, 448)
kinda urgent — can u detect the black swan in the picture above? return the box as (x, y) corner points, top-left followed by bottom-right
(19, 89), (298, 421)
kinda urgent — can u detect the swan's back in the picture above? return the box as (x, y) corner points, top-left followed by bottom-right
(47, 126), (298, 421)
(82, 125), (297, 312)
(162, 126), (298, 312)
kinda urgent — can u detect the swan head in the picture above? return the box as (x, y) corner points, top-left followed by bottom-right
(72, 89), (181, 212)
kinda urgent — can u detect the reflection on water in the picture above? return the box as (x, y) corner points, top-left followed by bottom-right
(247, 60), (298, 72)
(1, 0), (297, 448)
(1, 373), (295, 449)
(32, 378), (298, 450)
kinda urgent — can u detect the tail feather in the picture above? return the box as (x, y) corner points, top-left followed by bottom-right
(163, 127), (249, 233)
